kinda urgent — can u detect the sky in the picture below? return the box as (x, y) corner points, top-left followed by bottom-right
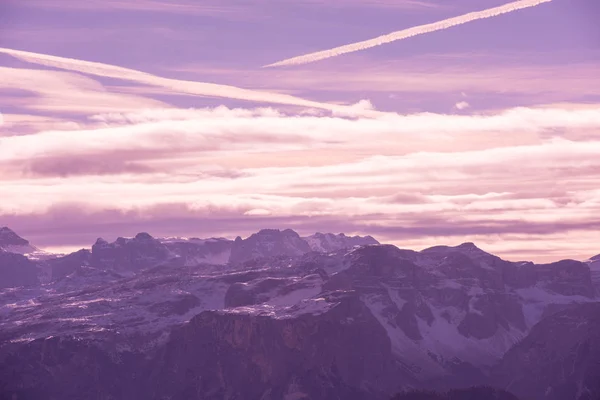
(1, 0), (599, 262)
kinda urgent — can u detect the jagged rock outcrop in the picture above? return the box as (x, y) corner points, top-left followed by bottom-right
(90, 232), (173, 272)
(229, 229), (312, 265)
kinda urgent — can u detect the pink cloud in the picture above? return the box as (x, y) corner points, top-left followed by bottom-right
(0, 67), (169, 115)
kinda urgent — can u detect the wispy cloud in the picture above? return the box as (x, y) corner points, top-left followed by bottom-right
(0, 67), (169, 116)
(265, 0), (553, 67)
(0, 114), (82, 137)
(0, 47), (380, 116)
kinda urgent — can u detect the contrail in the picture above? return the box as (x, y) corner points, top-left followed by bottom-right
(264, 0), (552, 68)
(0, 47), (378, 115)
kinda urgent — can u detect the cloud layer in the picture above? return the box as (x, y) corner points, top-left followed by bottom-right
(2, 104), (600, 261)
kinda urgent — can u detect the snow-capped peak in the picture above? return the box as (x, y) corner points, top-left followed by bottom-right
(0, 227), (46, 257)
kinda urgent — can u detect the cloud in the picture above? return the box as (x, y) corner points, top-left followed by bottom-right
(2, 105), (600, 165)
(3, 122), (600, 220)
(3, 104), (600, 261)
(24, 156), (156, 178)
(0, 67), (169, 116)
(455, 101), (470, 110)
(264, 0), (553, 67)
(0, 114), (83, 137)
(0, 47), (381, 116)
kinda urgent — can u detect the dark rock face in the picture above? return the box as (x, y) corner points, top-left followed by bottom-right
(0, 252), (39, 288)
(535, 260), (595, 297)
(224, 277), (290, 307)
(229, 229), (311, 265)
(90, 233), (172, 272)
(47, 249), (91, 281)
(148, 293), (201, 317)
(0, 227), (29, 248)
(0, 294), (409, 400)
(492, 302), (600, 400)
(148, 294), (406, 400)
(391, 386), (520, 400)
(456, 293), (526, 340)
(587, 255), (600, 296)
(0, 337), (144, 400)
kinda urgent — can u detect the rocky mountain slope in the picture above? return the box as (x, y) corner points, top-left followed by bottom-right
(492, 302), (600, 400)
(0, 227), (598, 399)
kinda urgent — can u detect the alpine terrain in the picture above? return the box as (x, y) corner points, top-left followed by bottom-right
(0, 227), (598, 400)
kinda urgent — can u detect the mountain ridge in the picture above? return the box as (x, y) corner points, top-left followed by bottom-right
(0, 227), (598, 399)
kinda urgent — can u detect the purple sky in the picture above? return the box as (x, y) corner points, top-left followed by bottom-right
(1, 0), (600, 261)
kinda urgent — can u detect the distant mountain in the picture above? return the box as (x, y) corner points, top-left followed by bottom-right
(0, 227), (39, 256)
(229, 229), (380, 266)
(229, 228), (312, 265)
(46, 249), (91, 281)
(0, 227), (598, 399)
(90, 232), (174, 273)
(303, 232), (379, 253)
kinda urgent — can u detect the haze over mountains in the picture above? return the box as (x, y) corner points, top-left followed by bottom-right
(1, 226), (599, 400)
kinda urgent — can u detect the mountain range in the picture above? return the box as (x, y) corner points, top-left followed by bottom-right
(0, 226), (599, 400)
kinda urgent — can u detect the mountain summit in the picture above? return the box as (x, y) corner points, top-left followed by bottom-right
(0, 227), (30, 247)
(0, 227), (39, 255)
